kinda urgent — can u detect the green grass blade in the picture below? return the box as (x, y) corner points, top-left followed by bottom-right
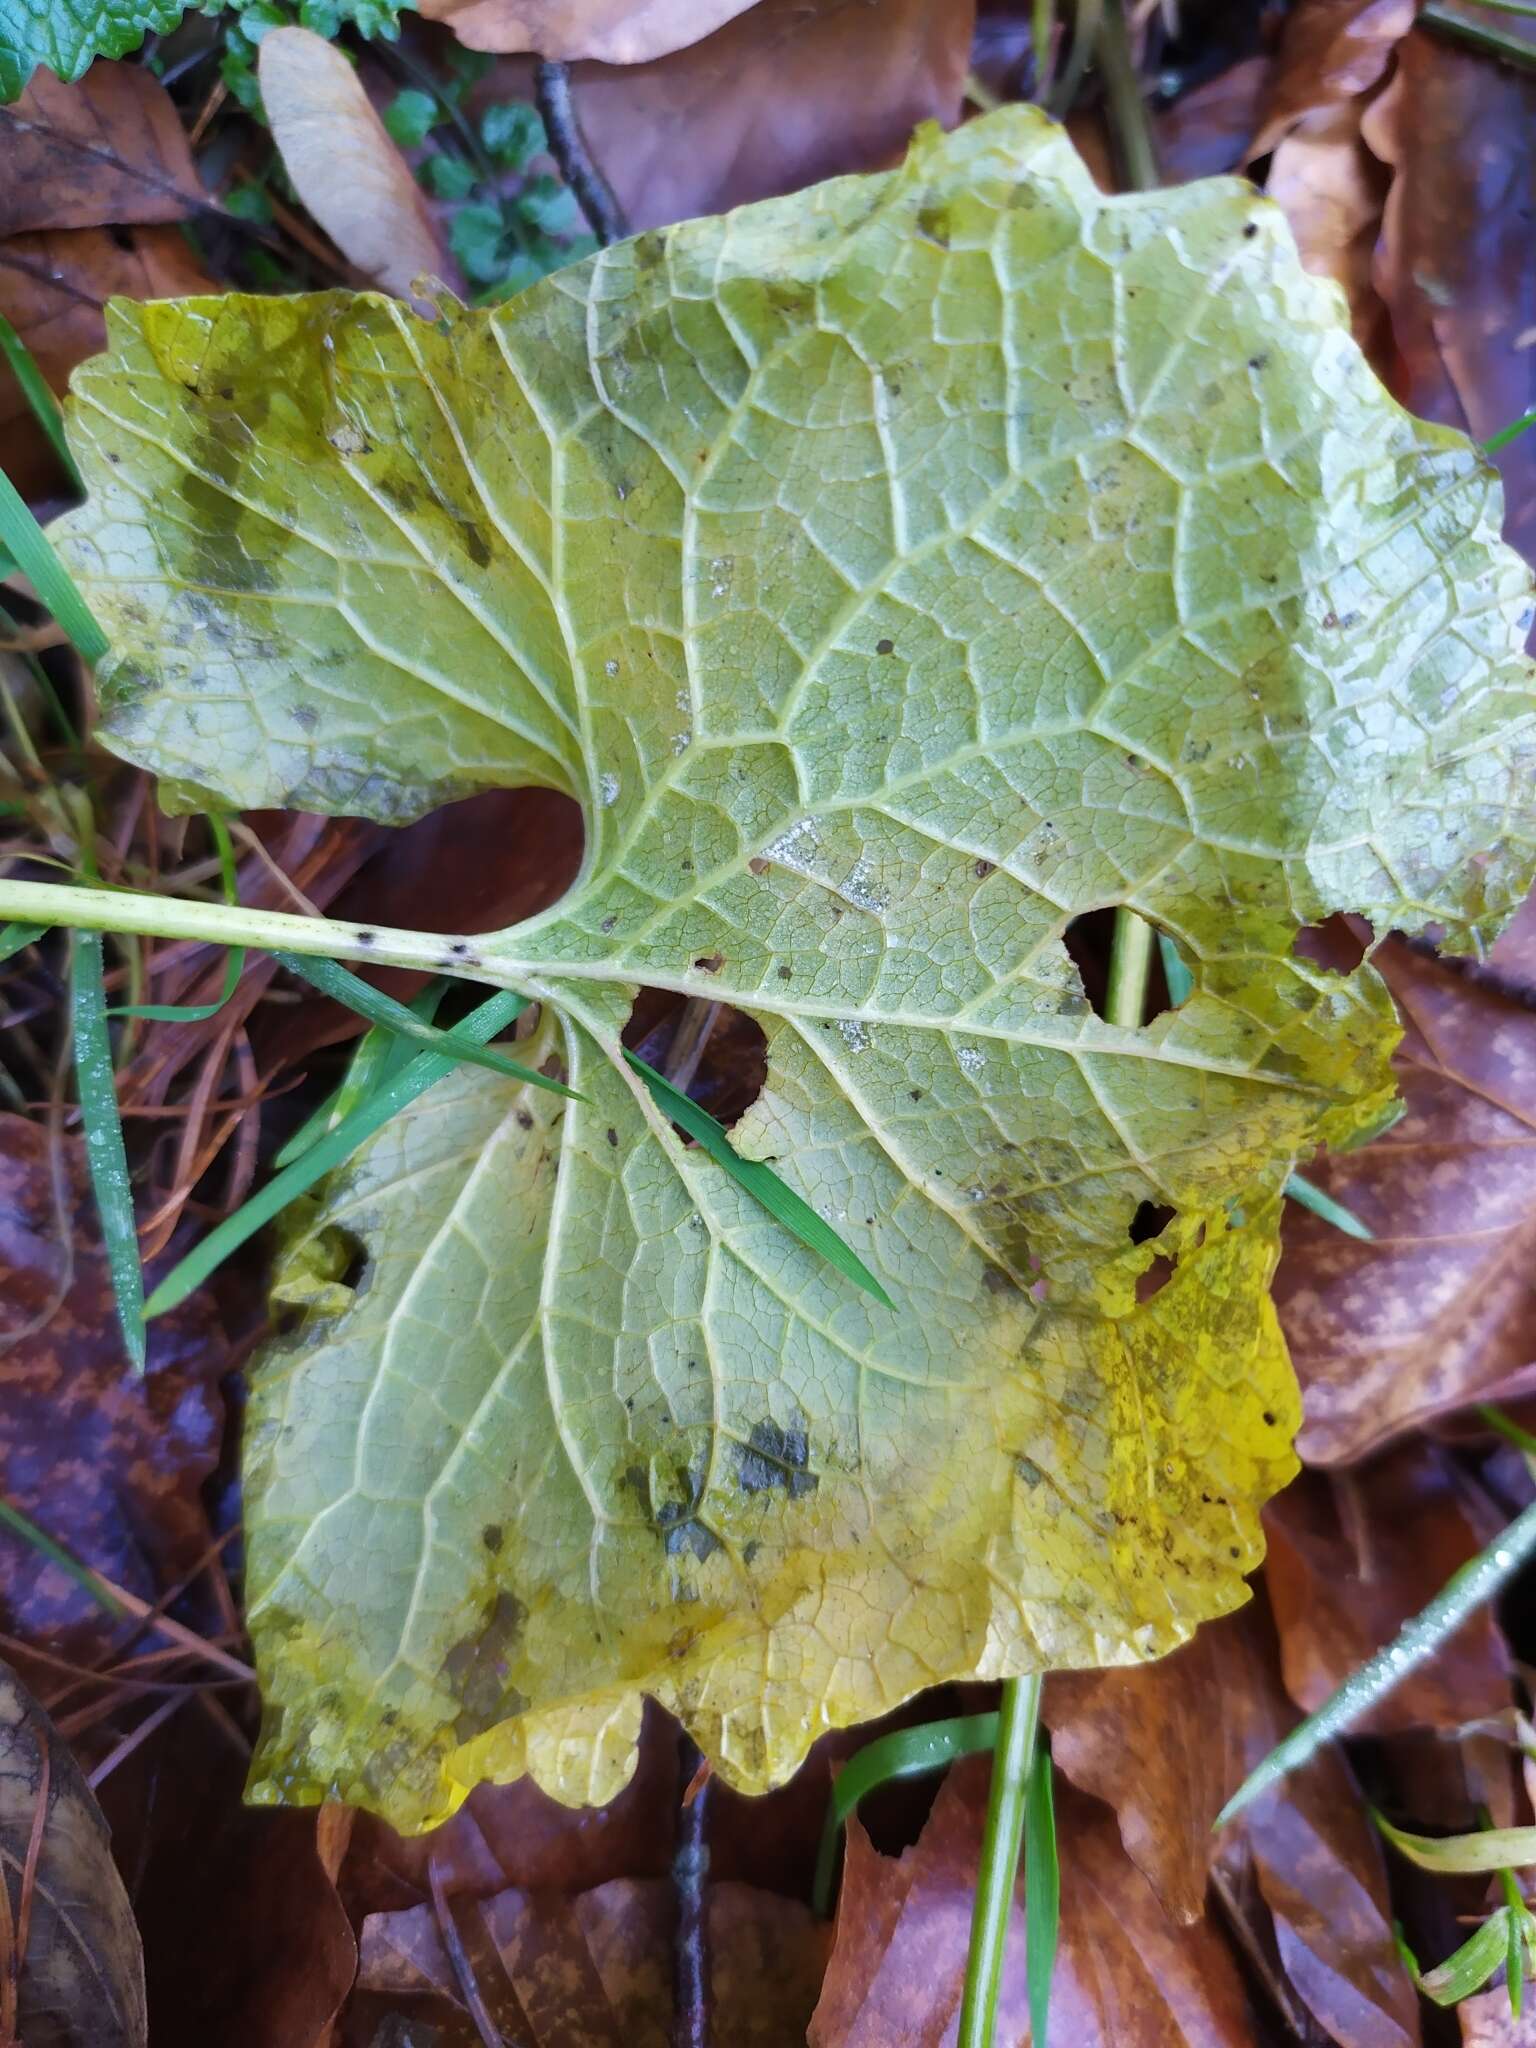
(274, 950), (582, 1100)
(625, 1051), (895, 1311)
(144, 988), (528, 1318)
(0, 311), (82, 492)
(812, 1711), (1000, 1915)
(1024, 1739), (1059, 2048)
(1283, 1171), (1374, 1240)
(958, 1675), (1042, 2048)
(274, 980), (450, 1168)
(0, 921), (47, 963)
(1216, 1488), (1536, 1827)
(1486, 408), (1536, 455)
(0, 1495), (125, 1617)
(1412, 1910), (1513, 2005)
(111, 815), (246, 1022)
(0, 466), (108, 665)
(1156, 930), (1194, 1007)
(71, 932), (146, 1373)
(1374, 1810), (1536, 1875)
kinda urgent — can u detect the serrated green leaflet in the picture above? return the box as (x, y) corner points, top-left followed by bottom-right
(0, 0), (184, 100)
(51, 108), (1536, 1829)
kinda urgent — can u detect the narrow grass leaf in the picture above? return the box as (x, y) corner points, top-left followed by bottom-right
(274, 980), (449, 1168)
(1411, 1910), (1515, 2005)
(625, 1051), (895, 1311)
(0, 312), (82, 493)
(111, 815), (246, 1022)
(1283, 1171), (1374, 1240)
(1375, 1810), (1536, 1875)
(1216, 1489), (1536, 1826)
(71, 932), (146, 1373)
(144, 988), (528, 1318)
(0, 921), (47, 963)
(274, 950), (581, 1099)
(1485, 408), (1536, 456)
(811, 1711), (999, 1915)
(1024, 1740), (1060, 2048)
(0, 1496), (124, 1618)
(0, 467), (108, 665)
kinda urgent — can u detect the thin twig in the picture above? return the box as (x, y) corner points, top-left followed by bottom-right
(429, 1858), (505, 2048)
(673, 1733), (713, 2048)
(534, 62), (628, 247)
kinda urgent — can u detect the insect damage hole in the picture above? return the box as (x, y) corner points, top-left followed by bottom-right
(624, 992), (768, 1128)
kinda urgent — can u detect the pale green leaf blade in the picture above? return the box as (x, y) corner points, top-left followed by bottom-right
(1376, 1812), (1536, 1876)
(53, 108), (1536, 1829)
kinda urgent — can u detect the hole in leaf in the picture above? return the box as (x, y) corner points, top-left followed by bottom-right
(624, 994), (768, 1129)
(1062, 909), (1175, 1025)
(1128, 1199), (1175, 1245)
(1291, 915), (1371, 976)
(1137, 1255), (1175, 1303)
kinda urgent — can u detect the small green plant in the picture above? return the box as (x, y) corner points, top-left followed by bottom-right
(210, 0), (415, 111)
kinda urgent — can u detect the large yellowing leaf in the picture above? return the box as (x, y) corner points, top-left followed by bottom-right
(56, 109), (1536, 1830)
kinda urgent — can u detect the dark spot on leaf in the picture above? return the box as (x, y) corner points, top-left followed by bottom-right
(606, 1127), (619, 1147)
(481, 1524), (503, 1552)
(601, 915), (618, 934)
(736, 1420), (817, 1500)
(974, 860), (994, 878)
(749, 857), (770, 876)
(694, 953), (723, 973)
(1247, 353), (1269, 372)
(777, 964), (792, 980)
(1262, 1410), (1276, 1427)
(356, 930), (377, 948)
(983, 1264), (1017, 1296)
(516, 1110), (534, 1130)
(909, 1089), (922, 1101)
(1014, 1455), (1043, 1487)
(1243, 222), (1259, 238)
(743, 1540), (761, 1565)
(876, 638), (895, 656)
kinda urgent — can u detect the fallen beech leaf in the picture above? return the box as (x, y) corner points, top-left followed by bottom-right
(1361, 27), (1536, 593)
(355, 1876), (827, 2045)
(0, 1659), (147, 2046)
(0, 60), (203, 237)
(1461, 1984), (1536, 2046)
(0, 222), (212, 500)
(52, 107), (1536, 1829)
(1156, 56), (1270, 184)
(258, 27), (459, 303)
(1263, 1443), (1511, 1735)
(485, 0), (975, 234)
(417, 0), (758, 64)
(1277, 902), (1536, 1466)
(1046, 1633), (1233, 1926)
(121, 1705), (357, 2048)
(1247, 0), (1407, 359)
(809, 1762), (1252, 2047)
(1248, 0), (1414, 161)
(0, 1115), (226, 1667)
(1209, 1604), (1419, 2048)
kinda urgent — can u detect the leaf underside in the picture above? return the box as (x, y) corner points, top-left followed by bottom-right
(56, 108), (1536, 1829)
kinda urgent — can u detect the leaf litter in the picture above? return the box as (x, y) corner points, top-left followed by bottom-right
(5, 3), (1536, 2042)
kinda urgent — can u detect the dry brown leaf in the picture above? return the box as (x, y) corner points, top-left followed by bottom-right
(1276, 902), (1536, 1466)
(354, 1876), (826, 2045)
(0, 222), (212, 501)
(1361, 25), (1536, 591)
(1263, 1443), (1511, 1735)
(0, 61), (204, 238)
(1044, 1603), (1416, 2048)
(1045, 1635), (1230, 1926)
(0, 1660), (146, 2047)
(465, 0), (973, 234)
(810, 1762), (1252, 2048)
(258, 26), (459, 302)
(1460, 1985), (1536, 2046)
(1266, 100), (1389, 357)
(0, 1115), (227, 1668)
(1248, 0), (1413, 160)
(1155, 56), (1270, 184)
(417, 0), (757, 64)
